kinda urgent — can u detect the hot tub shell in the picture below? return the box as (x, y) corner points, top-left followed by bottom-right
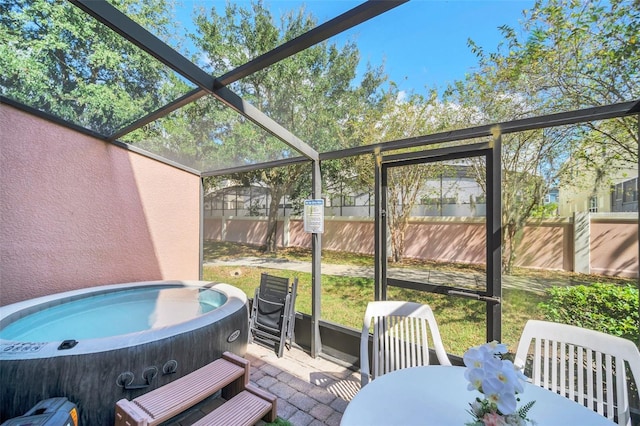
(0, 280), (249, 425)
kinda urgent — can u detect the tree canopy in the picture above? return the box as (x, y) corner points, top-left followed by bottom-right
(193, 0), (387, 251)
(468, 0), (639, 167)
(0, 0), (187, 135)
(2, 0), (636, 262)
(443, 0), (638, 271)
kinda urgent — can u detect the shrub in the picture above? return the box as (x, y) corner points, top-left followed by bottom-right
(539, 282), (639, 342)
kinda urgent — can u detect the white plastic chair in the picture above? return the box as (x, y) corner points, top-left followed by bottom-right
(360, 301), (451, 387)
(514, 319), (640, 426)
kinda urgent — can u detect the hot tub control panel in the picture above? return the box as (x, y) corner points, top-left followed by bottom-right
(1, 342), (46, 353)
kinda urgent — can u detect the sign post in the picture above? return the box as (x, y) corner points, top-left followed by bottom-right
(303, 199), (324, 233)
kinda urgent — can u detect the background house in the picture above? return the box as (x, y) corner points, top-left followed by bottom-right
(611, 176), (639, 212)
(558, 166), (638, 215)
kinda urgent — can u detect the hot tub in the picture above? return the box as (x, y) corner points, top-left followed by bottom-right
(0, 280), (249, 425)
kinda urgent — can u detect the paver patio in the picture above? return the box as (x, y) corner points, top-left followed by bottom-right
(165, 342), (360, 426)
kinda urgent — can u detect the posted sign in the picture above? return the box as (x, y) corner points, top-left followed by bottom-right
(303, 199), (324, 233)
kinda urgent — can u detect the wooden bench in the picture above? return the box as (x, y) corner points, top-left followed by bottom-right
(115, 351), (277, 426)
(191, 385), (276, 426)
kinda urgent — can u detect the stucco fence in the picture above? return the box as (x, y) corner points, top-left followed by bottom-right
(204, 213), (638, 278)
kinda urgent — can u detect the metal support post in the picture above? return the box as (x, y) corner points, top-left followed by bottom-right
(374, 154), (385, 301)
(199, 178), (204, 280)
(311, 160), (322, 357)
(486, 130), (502, 342)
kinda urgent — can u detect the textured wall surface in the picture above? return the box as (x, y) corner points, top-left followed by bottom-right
(1, 104), (201, 305)
(513, 222), (573, 271)
(591, 219), (638, 277)
(205, 215), (637, 277)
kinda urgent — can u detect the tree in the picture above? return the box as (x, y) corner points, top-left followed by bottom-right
(445, 0), (638, 272)
(487, 0), (639, 168)
(0, 0), (184, 135)
(346, 85), (463, 262)
(217, 163), (309, 252)
(387, 164), (445, 263)
(192, 0), (385, 252)
(445, 69), (568, 272)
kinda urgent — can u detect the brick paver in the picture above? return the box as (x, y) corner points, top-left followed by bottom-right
(247, 342), (360, 425)
(164, 341), (359, 425)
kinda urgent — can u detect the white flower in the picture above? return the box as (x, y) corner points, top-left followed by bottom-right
(465, 366), (486, 391)
(463, 341), (534, 425)
(463, 346), (490, 369)
(498, 360), (525, 394)
(483, 377), (518, 414)
(485, 340), (509, 356)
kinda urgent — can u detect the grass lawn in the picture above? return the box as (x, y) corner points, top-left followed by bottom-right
(203, 263), (546, 356)
(202, 241), (632, 355)
(204, 242), (633, 286)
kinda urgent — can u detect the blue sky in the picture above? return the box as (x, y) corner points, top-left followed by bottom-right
(303, 0), (536, 94)
(174, 1), (535, 94)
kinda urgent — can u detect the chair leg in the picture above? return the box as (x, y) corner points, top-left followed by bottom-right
(276, 317), (287, 358)
(285, 317), (295, 351)
(249, 290), (259, 344)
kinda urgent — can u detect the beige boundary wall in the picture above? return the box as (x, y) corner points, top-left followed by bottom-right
(1, 104), (201, 305)
(590, 215), (639, 278)
(205, 214), (638, 278)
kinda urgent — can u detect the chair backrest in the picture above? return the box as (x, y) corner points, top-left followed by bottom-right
(251, 273), (298, 357)
(360, 301), (451, 387)
(258, 273), (291, 304)
(255, 273), (291, 329)
(514, 319), (640, 426)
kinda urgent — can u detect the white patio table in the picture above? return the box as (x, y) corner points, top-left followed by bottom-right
(341, 366), (616, 426)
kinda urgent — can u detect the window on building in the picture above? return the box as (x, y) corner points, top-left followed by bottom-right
(623, 178), (638, 203)
(615, 184), (623, 202)
(589, 196), (598, 213)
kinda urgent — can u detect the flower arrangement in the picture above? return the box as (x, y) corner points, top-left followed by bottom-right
(463, 341), (535, 426)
